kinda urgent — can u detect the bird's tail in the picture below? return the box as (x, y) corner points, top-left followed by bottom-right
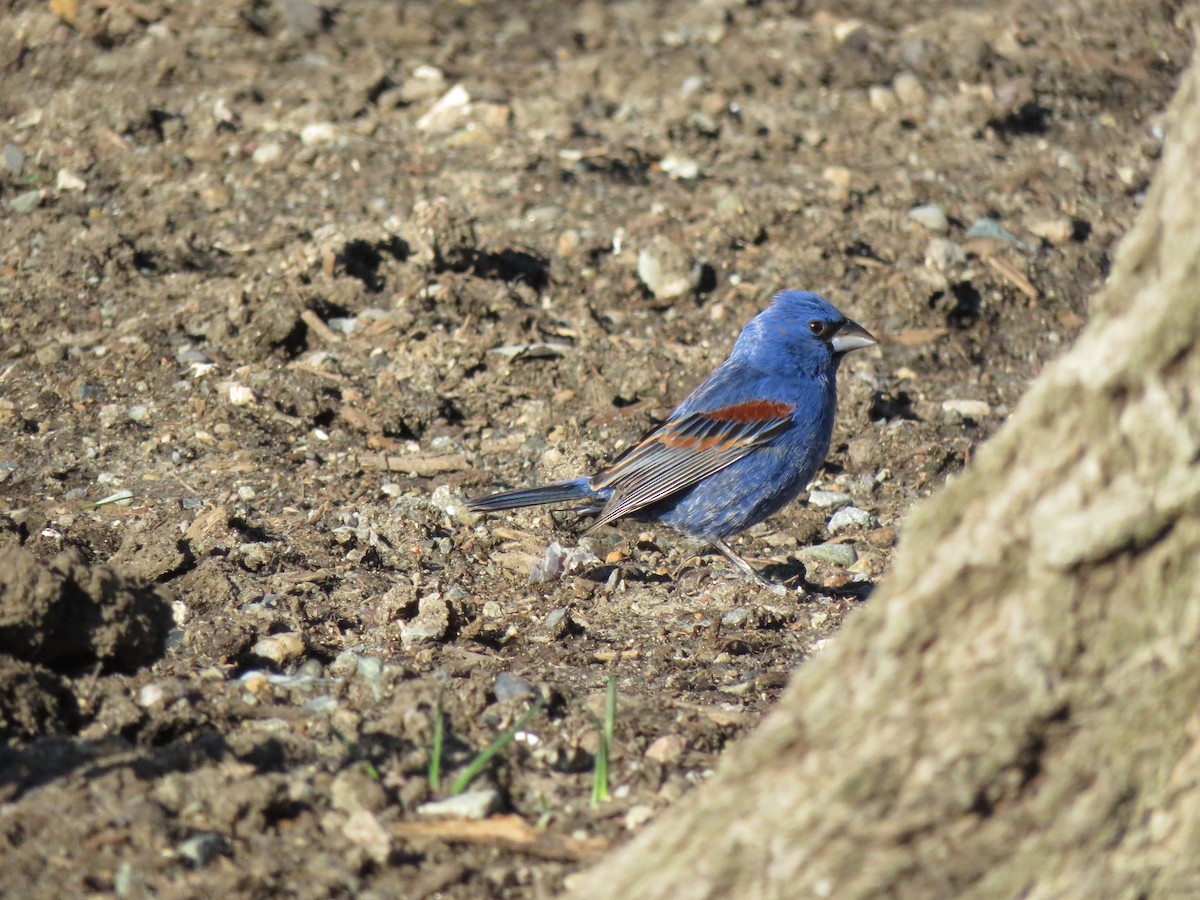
(467, 477), (603, 512)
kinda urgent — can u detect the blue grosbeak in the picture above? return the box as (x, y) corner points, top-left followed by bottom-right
(469, 290), (877, 583)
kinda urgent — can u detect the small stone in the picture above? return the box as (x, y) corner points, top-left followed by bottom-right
(909, 203), (949, 232)
(645, 734), (684, 763)
(237, 485), (256, 500)
(252, 632), (306, 667)
(342, 809), (390, 864)
(138, 683), (165, 707)
(942, 399), (991, 421)
(8, 189), (44, 214)
(176, 832), (226, 868)
(807, 490), (852, 510)
(328, 650), (361, 676)
(417, 788), (499, 820)
(721, 607), (749, 628)
(795, 543), (858, 567)
(300, 122), (338, 146)
(34, 342), (64, 367)
(2, 144), (25, 175)
(926, 237), (966, 271)
(225, 383), (255, 406)
(624, 805), (654, 830)
(823, 165), (852, 189)
(965, 218), (1035, 251)
(868, 85), (896, 113)
(401, 595), (452, 647)
(1027, 217), (1074, 245)
(893, 72), (928, 106)
(55, 168), (87, 192)
(252, 142), (283, 166)
(660, 153), (701, 180)
(494, 671), (538, 702)
(637, 235), (694, 299)
(827, 506), (878, 535)
(417, 84), (471, 132)
(482, 600), (502, 618)
(557, 228), (581, 257)
(126, 404), (151, 423)
(331, 767), (389, 815)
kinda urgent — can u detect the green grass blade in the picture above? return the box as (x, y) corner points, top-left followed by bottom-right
(428, 697), (444, 792)
(591, 677), (617, 807)
(450, 699), (543, 796)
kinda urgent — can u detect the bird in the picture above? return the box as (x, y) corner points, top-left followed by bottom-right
(468, 290), (877, 584)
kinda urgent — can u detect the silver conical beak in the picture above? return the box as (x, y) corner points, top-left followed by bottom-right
(830, 318), (877, 355)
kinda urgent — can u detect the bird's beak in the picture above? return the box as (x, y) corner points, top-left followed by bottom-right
(831, 318), (878, 355)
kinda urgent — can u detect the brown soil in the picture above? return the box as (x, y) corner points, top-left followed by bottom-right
(0, 0), (1189, 895)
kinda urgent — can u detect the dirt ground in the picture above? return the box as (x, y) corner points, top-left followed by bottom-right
(0, 0), (1190, 896)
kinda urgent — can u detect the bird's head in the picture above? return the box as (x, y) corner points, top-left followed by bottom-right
(732, 290), (877, 376)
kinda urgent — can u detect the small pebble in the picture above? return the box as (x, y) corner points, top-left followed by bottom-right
(300, 122), (338, 146)
(416, 84), (471, 132)
(252, 142), (283, 166)
(909, 203), (949, 233)
(868, 85), (896, 113)
(237, 485), (256, 501)
(660, 153), (701, 180)
(342, 810), (390, 864)
(645, 734), (684, 763)
(176, 833), (226, 868)
(8, 189), (44, 214)
(401, 595), (452, 647)
(1027, 217), (1075, 244)
(624, 805), (655, 830)
(942, 399), (991, 421)
(637, 235), (694, 300)
(807, 490), (852, 510)
(926, 237), (965, 271)
(796, 543), (858, 567)
(55, 168), (87, 192)
(127, 404), (151, 423)
(494, 671), (538, 702)
(252, 632), (306, 667)
(893, 72), (928, 106)
(417, 788), (499, 820)
(721, 607), (749, 628)
(2, 143), (25, 175)
(965, 217), (1036, 252)
(827, 506), (878, 535)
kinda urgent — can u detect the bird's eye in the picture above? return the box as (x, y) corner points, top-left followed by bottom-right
(808, 320), (827, 336)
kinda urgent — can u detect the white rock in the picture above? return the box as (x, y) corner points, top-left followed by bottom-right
(417, 84), (471, 132)
(252, 142), (284, 166)
(942, 399), (991, 419)
(300, 122), (338, 146)
(909, 203), (949, 232)
(893, 72), (928, 106)
(342, 810), (390, 863)
(807, 490), (853, 510)
(253, 632), (305, 667)
(660, 153), (701, 180)
(827, 506), (878, 535)
(417, 788), (499, 820)
(56, 168), (87, 192)
(926, 237), (965, 271)
(868, 85), (897, 113)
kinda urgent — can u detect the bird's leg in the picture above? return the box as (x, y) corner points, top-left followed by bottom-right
(711, 537), (781, 591)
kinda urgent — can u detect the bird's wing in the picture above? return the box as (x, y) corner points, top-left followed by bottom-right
(587, 399), (795, 530)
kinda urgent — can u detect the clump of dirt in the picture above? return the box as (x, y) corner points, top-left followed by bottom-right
(0, 524), (174, 738)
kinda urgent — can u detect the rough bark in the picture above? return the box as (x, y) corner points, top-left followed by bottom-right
(569, 29), (1200, 900)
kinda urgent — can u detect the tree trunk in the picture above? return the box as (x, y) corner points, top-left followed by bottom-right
(569, 30), (1200, 900)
